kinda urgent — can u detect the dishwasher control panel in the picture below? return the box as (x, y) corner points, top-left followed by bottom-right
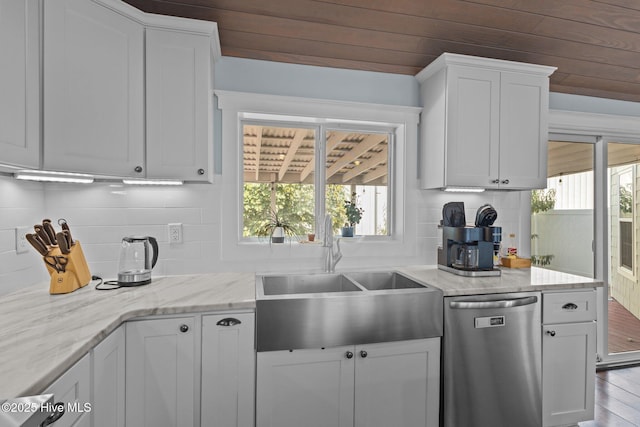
(475, 315), (505, 328)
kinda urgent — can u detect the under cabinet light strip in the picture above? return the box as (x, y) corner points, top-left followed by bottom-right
(14, 170), (94, 184)
(122, 179), (184, 186)
(443, 187), (486, 193)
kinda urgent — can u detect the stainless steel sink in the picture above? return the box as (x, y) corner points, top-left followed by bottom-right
(256, 271), (443, 352)
(345, 271), (426, 290)
(261, 273), (362, 295)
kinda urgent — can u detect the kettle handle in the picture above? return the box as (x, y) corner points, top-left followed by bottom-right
(148, 236), (159, 269)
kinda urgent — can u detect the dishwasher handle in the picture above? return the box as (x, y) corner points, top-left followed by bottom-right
(449, 295), (538, 309)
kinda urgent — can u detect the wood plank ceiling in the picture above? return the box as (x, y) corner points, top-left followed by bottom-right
(125, 0), (640, 103)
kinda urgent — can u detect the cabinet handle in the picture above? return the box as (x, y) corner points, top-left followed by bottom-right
(360, 350), (368, 358)
(546, 330), (556, 337)
(179, 324), (189, 333)
(197, 168), (205, 175)
(491, 179), (500, 184)
(41, 402), (65, 426)
(134, 166), (143, 173)
(562, 303), (578, 310)
(345, 351), (354, 359)
(216, 318), (241, 327)
(501, 179), (510, 185)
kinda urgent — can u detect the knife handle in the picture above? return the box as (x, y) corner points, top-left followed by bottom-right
(60, 222), (74, 246)
(56, 232), (70, 254)
(34, 224), (52, 246)
(26, 233), (49, 256)
(42, 220), (58, 245)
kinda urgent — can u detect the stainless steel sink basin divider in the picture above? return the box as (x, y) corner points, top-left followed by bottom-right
(256, 271), (443, 352)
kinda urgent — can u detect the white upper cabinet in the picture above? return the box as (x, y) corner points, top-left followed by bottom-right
(0, 0), (40, 169)
(417, 53), (556, 190)
(43, 0), (145, 177)
(42, 0), (218, 181)
(146, 27), (214, 182)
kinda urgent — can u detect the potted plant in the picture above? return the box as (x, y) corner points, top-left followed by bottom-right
(259, 209), (297, 243)
(342, 193), (364, 237)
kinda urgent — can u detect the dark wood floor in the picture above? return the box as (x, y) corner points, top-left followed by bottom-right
(609, 299), (640, 354)
(579, 365), (640, 426)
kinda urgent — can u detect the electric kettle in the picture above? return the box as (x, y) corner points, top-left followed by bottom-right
(117, 236), (159, 286)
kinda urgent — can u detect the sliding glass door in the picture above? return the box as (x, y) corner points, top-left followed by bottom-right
(607, 141), (640, 355)
(533, 136), (594, 277)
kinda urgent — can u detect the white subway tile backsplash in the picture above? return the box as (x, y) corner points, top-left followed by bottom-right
(0, 174), (529, 295)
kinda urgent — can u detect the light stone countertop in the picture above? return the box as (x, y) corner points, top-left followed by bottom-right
(0, 272), (255, 399)
(0, 266), (602, 400)
(398, 265), (603, 296)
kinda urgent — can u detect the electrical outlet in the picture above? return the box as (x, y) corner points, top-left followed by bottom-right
(168, 223), (183, 244)
(16, 227), (30, 254)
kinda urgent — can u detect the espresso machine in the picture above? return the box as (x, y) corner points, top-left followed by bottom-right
(437, 202), (502, 277)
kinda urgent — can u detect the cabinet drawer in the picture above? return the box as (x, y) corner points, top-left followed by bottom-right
(44, 353), (91, 427)
(543, 290), (596, 324)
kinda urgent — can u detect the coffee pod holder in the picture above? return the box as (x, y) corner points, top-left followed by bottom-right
(44, 241), (91, 295)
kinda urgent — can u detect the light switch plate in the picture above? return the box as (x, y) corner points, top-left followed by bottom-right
(16, 227), (30, 254)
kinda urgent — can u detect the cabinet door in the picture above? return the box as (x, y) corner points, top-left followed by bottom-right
(542, 322), (596, 427)
(256, 346), (355, 427)
(92, 326), (125, 427)
(201, 312), (255, 427)
(44, 353), (91, 427)
(445, 65), (501, 188)
(126, 317), (196, 427)
(43, 0), (144, 177)
(499, 71), (549, 189)
(146, 28), (213, 182)
(0, 0), (39, 168)
(354, 339), (440, 427)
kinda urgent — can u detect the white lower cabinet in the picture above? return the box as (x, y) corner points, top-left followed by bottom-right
(201, 312), (255, 427)
(256, 338), (441, 427)
(92, 325), (125, 427)
(44, 353), (91, 427)
(125, 316), (197, 427)
(542, 290), (597, 427)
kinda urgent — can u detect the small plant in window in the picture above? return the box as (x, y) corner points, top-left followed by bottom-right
(259, 209), (298, 244)
(342, 193), (364, 237)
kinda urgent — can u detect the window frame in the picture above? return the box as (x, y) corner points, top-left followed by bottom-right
(215, 90), (421, 268)
(238, 115), (398, 243)
(617, 166), (634, 276)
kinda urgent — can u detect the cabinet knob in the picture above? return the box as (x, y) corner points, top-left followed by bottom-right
(491, 179), (500, 184)
(562, 303), (578, 310)
(501, 179), (510, 185)
(360, 350), (368, 358)
(197, 168), (205, 175)
(179, 324), (189, 333)
(546, 330), (556, 337)
(216, 318), (241, 327)
(345, 351), (354, 359)
(134, 166), (143, 173)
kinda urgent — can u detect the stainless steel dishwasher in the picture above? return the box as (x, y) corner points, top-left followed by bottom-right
(443, 291), (541, 427)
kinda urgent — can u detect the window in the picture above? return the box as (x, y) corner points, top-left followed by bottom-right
(618, 168), (633, 271)
(241, 120), (392, 240)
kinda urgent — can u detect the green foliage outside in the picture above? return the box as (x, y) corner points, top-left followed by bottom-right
(531, 188), (556, 214)
(620, 185), (632, 216)
(531, 188), (556, 267)
(243, 183), (351, 238)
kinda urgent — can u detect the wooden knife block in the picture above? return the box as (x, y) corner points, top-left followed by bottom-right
(45, 241), (91, 295)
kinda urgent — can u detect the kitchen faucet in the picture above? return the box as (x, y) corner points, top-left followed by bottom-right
(323, 214), (342, 273)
